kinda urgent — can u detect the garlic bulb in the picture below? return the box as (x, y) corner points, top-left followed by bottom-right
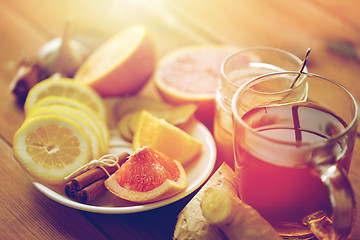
(38, 16), (89, 77)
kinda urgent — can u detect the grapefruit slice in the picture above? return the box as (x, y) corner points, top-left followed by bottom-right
(74, 25), (156, 97)
(105, 146), (187, 203)
(153, 45), (237, 127)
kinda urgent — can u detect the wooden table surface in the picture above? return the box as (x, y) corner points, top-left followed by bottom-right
(1, 0), (360, 239)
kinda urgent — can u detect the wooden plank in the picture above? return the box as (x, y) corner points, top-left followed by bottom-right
(0, 1), (49, 143)
(0, 139), (108, 240)
(306, 0), (360, 30)
(163, 0), (360, 89)
(164, 0), (360, 44)
(0, 1), (50, 65)
(80, 195), (194, 240)
(5, 0), (215, 53)
(349, 140), (360, 240)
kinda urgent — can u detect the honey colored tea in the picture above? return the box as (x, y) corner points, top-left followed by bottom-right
(214, 47), (306, 170)
(234, 102), (351, 225)
(214, 67), (306, 169)
(214, 67), (276, 169)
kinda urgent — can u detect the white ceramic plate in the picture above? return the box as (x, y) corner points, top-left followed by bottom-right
(32, 119), (216, 214)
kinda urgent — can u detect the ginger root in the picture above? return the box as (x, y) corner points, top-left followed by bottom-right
(201, 187), (282, 240)
(173, 163), (282, 240)
(173, 163), (238, 240)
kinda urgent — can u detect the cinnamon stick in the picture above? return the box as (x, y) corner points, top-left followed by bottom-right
(71, 165), (118, 190)
(65, 182), (77, 199)
(65, 152), (129, 203)
(77, 178), (107, 204)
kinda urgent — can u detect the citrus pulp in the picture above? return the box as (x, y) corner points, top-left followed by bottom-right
(105, 146), (187, 203)
(26, 105), (104, 158)
(13, 115), (91, 184)
(132, 110), (202, 165)
(24, 77), (106, 120)
(153, 45), (237, 127)
(75, 25), (156, 97)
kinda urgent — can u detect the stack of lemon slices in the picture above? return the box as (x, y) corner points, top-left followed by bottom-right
(13, 77), (109, 185)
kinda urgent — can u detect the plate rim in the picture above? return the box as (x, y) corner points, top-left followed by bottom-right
(32, 119), (216, 214)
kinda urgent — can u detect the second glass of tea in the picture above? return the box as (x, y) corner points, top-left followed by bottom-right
(232, 72), (358, 239)
(214, 47), (306, 169)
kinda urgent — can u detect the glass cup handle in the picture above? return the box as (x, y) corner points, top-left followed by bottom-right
(305, 164), (356, 240)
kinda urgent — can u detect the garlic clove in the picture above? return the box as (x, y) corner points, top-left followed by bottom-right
(38, 16), (89, 77)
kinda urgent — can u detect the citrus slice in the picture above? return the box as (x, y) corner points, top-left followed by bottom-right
(13, 115), (91, 184)
(105, 146), (187, 203)
(24, 77), (106, 120)
(26, 105), (103, 158)
(133, 110), (202, 165)
(27, 96), (109, 151)
(114, 97), (197, 125)
(153, 45), (237, 126)
(29, 96), (97, 117)
(115, 97), (198, 142)
(74, 25), (156, 97)
(117, 111), (139, 142)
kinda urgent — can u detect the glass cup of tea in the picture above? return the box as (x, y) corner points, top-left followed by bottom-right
(231, 72), (358, 239)
(214, 47), (307, 169)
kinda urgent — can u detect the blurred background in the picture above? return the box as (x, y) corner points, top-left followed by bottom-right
(1, 0), (360, 113)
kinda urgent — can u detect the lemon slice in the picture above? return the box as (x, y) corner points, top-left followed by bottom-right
(13, 115), (91, 184)
(26, 106), (103, 159)
(74, 25), (156, 97)
(24, 77), (106, 120)
(133, 110), (202, 165)
(28, 96), (109, 152)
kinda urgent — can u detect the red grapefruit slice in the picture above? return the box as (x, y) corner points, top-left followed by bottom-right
(105, 146), (187, 203)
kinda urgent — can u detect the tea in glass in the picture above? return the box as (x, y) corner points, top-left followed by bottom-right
(232, 72), (358, 239)
(214, 47), (306, 169)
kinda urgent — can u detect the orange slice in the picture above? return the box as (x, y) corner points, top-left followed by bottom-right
(132, 110), (202, 165)
(74, 25), (156, 97)
(153, 45), (237, 126)
(105, 146), (187, 203)
(115, 97), (197, 142)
